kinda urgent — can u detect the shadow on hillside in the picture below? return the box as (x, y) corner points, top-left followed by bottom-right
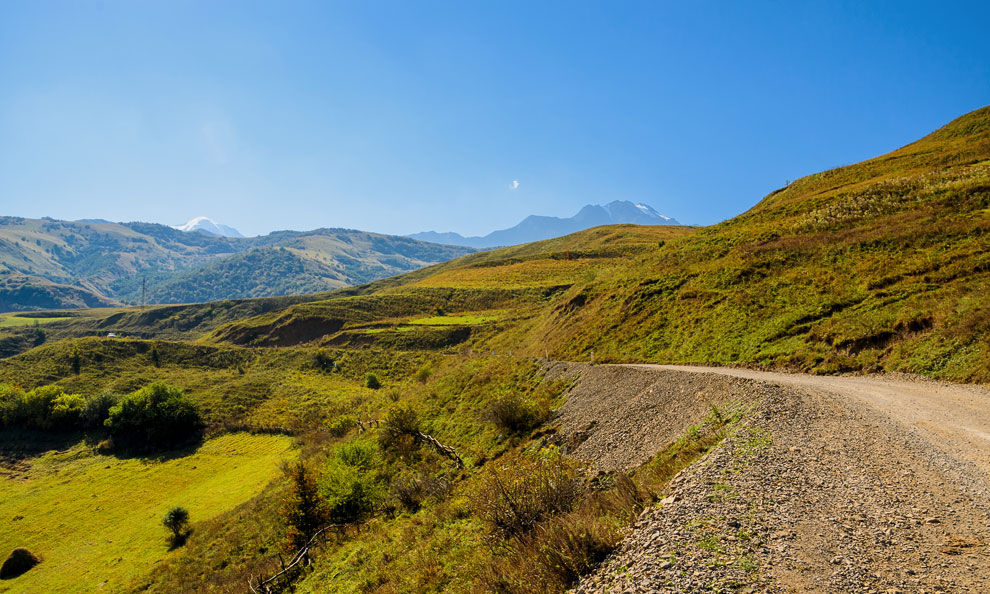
(0, 428), (206, 468)
(0, 428), (96, 469)
(102, 431), (206, 463)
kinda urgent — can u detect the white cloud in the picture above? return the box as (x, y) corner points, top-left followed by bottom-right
(510, 180), (520, 190)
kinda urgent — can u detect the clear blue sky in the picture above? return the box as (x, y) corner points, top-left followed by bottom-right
(1, 1), (988, 237)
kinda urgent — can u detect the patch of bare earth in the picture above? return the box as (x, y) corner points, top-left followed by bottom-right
(548, 363), (990, 593)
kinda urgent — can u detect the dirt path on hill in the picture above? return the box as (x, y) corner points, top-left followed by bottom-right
(547, 363), (990, 593)
(642, 364), (990, 480)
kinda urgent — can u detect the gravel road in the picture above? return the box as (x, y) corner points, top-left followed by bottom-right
(550, 363), (990, 593)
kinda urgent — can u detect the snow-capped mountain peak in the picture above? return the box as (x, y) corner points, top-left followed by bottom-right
(173, 216), (245, 238)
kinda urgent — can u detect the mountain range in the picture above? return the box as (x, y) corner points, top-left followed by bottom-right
(0, 218), (473, 310)
(408, 200), (679, 248)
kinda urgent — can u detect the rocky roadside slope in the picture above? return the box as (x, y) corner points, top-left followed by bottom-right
(547, 364), (990, 593)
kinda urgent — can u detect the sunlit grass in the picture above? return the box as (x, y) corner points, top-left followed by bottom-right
(0, 315), (71, 327)
(0, 433), (297, 594)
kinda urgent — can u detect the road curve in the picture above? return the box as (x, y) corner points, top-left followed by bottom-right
(624, 364), (990, 479)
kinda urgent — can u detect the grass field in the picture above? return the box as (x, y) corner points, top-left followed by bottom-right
(406, 314), (497, 326)
(0, 433), (297, 594)
(0, 315), (71, 327)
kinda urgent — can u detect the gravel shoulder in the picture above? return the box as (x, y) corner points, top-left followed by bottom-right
(549, 363), (990, 593)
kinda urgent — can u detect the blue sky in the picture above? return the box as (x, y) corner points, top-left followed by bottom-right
(1, 1), (988, 237)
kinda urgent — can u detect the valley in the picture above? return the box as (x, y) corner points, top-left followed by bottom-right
(0, 106), (988, 593)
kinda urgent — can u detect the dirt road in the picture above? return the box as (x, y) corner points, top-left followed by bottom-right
(550, 363), (990, 593)
(639, 364), (990, 480)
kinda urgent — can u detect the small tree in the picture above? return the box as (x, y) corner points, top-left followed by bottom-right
(365, 373), (381, 390)
(162, 506), (190, 544)
(283, 461), (327, 549)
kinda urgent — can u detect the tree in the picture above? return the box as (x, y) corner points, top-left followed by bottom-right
(162, 506), (190, 544)
(283, 461), (327, 550)
(104, 382), (202, 451)
(365, 373), (381, 390)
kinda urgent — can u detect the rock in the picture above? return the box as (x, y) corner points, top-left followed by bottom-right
(0, 548), (41, 579)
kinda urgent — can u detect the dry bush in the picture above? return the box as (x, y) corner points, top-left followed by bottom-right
(389, 469), (451, 512)
(378, 405), (421, 456)
(474, 449), (582, 539)
(480, 474), (643, 594)
(484, 393), (549, 435)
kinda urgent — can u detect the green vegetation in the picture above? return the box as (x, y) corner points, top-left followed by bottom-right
(105, 382), (203, 451)
(0, 106), (988, 594)
(0, 219), (474, 311)
(0, 314), (71, 327)
(0, 433), (296, 594)
(162, 506), (191, 544)
(407, 314), (498, 326)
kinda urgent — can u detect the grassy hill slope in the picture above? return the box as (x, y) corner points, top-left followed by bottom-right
(210, 105), (990, 382)
(0, 106), (987, 594)
(0, 433), (296, 594)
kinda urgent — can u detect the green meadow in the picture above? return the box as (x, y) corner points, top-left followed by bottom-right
(0, 315), (71, 328)
(0, 433), (296, 594)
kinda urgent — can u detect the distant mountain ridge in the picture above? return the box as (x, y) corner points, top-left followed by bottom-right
(0, 217), (473, 310)
(173, 216), (245, 238)
(408, 200), (679, 248)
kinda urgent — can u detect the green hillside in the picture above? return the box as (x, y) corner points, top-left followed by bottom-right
(0, 106), (987, 594)
(0, 220), (473, 311)
(209, 105), (990, 382)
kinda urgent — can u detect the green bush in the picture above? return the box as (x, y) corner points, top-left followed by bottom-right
(414, 364), (432, 383)
(377, 405), (421, 454)
(327, 414), (357, 438)
(0, 384), (26, 427)
(313, 348), (335, 373)
(49, 392), (86, 430)
(81, 391), (120, 429)
(484, 393), (549, 435)
(162, 506), (190, 544)
(0, 384), (86, 431)
(105, 382), (202, 451)
(364, 373), (381, 390)
(319, 441), (385, 524)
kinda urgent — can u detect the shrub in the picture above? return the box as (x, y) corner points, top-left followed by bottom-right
(104, 382), (202, 451)
(319, 441), (385, 524)
(365, 373), (381, 390)
(484, 393), (549, 434)
(327, 414), (357, 438)
(0, 384), (26, 427)
(378, 405), (421, 454)
(162, 506), (190, 544)
(474, 449), (583, 539)
(49, 392), (85, 430)
(313, 349), (335, 373)
(283, 461), (327, 549)
(0, 385), (86, 431)
(414, 365), (432, 383)
(389, 468), (451, 512)
(81, 391), (119, 429)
